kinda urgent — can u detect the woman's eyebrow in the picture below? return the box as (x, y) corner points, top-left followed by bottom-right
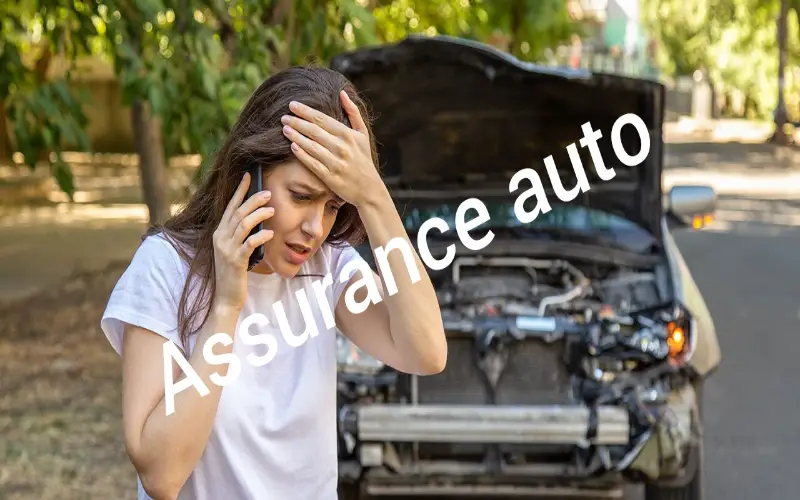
(291, 181), (344, 204)
(291, 181), (326, 197)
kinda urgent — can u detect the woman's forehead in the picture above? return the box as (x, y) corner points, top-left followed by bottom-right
(273, 161), (343, 202)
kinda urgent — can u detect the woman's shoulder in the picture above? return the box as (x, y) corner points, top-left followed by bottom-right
(131, 232), (187, 274)
(116, 231), (196, 298)
(100, 231), (192, 355)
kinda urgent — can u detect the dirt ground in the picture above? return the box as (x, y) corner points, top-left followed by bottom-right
(0, 260), (137, 500)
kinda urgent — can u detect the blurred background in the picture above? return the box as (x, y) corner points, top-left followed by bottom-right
(1, 1), (799, 499)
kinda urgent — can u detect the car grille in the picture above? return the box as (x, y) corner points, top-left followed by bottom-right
(415, 335), (574, 406)
(413, 335), (577, 461)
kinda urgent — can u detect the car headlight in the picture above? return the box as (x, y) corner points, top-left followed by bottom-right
(336, 331), (385, 374)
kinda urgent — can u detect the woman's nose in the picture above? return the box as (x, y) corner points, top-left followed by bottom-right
(301, 208), (325, 241)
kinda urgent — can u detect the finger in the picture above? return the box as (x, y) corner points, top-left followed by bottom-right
(290, 142), (332, 180)
(222, 172), (251, 224)
(281, 115), (345, 156)
(225, 190), (271, 238)
(233, 206), (275, 244)
(239, 229), (275, 261)
(340, 90), (368, 134)
(284, 126), (339, 169)
(289, 100), (351, 137)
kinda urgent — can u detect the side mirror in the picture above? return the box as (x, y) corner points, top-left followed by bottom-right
(665, 185), (717, 229)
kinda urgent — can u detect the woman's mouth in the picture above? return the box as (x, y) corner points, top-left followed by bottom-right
(285, 242), (311, 265)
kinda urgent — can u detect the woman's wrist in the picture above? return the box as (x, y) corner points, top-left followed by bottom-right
(355, 181), (393, 213)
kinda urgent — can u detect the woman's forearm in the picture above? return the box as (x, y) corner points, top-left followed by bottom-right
(133, 304), (241, 499)
(357, 188), (447, 374)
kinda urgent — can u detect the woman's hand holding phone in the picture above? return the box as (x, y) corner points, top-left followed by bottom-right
(212, 172), (274, 312)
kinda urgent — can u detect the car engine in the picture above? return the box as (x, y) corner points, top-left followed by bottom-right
(430, 255), (693, 397)
(437, 256), (663, 321)
(338, 254), (697, 476)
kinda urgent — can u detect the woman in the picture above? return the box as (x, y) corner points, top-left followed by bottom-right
(100, 66), (447, 500)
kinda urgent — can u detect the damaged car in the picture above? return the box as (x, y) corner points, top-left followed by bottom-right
(330, 35), (721, 500)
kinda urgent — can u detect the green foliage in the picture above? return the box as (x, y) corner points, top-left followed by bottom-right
(479, 0), (578, 61)
(642, 0), (800, 120)
(0, 0), (96, 199)
(3, 0), (580, 197)
(372, 0), (577, 60)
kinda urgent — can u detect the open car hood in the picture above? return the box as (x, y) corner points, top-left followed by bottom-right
(330, 35), (666, 241)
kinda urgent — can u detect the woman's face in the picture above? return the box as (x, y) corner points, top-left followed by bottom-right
(250, 159), (345, 277)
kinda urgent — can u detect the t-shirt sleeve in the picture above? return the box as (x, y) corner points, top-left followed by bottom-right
(329, 243), (369, 310)
(100, 234), (186, 356)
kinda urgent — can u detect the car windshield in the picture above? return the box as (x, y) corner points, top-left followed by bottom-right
(397, 197), (659, 253)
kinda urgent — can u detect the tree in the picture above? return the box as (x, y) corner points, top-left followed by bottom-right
(641, 0), (800, 130)
(771, 0), (791, 144)
(0, 0), (97, 199)
(2, 0), (578, 218)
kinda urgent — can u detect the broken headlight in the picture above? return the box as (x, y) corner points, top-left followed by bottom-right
(581, 302), (695, 372)
(630, 302), (694, 364)
(336, 331), (385, 374)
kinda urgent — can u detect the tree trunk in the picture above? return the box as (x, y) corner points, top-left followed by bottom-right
(508, 0), (525, 56)
(131, 99), (171, 226)
(771, 0), (791, 145)
(0, 100), (13, 164)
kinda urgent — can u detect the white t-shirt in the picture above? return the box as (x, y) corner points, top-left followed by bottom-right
(100, 232), (367, 500)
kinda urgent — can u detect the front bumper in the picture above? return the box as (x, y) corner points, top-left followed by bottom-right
(341, 404), (631, 445)
(338, 384), (698, 495)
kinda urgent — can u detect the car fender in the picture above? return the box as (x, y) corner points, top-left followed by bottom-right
(661, 220), (721, 378)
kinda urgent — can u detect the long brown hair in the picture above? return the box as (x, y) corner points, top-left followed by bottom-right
(145, 66), (380, 353)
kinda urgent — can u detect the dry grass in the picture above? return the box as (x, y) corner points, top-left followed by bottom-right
(0, 261), (137, 500)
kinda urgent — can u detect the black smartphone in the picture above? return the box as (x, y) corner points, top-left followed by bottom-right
(246, 163), (265, 271)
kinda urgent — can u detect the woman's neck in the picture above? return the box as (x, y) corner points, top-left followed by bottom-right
(249, 260), (275, 275)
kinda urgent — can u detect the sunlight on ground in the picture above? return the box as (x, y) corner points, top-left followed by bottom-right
(9, 151), (203, 169)
(0, 203), (186, 228)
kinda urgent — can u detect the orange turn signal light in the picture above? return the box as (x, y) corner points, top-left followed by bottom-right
(691, 213), (714, 229)
(667, 321), (686, 356)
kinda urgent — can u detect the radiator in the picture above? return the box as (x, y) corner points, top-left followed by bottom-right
(415, 335), (574, 406)
(413, 335), (577, 461)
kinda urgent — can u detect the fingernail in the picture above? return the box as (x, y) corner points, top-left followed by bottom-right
(262, 190), (271, 198)
(291, 142), (299, 151)
(280, 115), (290, 124)
(289, 101), (299, 110)
(283, 125), (292, 134)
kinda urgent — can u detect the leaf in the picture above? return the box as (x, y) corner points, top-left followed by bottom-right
(52, 154), (76, 201)
(244, 63), (261, 86)
(41, 128), (54, 149)
(148, 80), (165, 116)
(202, 71), (216, 100)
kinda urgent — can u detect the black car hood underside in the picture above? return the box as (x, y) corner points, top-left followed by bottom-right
(330, 35), (666, 241)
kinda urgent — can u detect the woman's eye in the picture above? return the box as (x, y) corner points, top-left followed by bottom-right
(326, 203), (341, 214)
(291, 192), (312, 202)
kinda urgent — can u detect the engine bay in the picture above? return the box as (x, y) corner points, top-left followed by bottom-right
(432, 256), (691, 366)
(338, 254), (699, 479)
(423, 256), (696, 474)
(434, 256), (666, 319)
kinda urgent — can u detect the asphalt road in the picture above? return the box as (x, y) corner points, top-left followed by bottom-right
(665, 195), (800, 500)
(1, 195), (799, 500)
(363, 195), (800, 500)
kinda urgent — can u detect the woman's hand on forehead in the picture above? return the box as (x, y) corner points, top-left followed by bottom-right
(280, 91), (386, 209)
